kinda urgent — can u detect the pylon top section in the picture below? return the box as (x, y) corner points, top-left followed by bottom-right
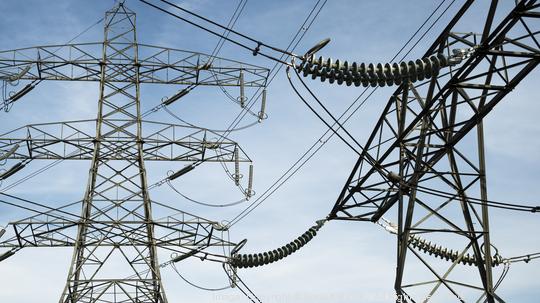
(105, 2), (137, 44)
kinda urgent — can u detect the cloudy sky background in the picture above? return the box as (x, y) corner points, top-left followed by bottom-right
(0, 0), (539, 302)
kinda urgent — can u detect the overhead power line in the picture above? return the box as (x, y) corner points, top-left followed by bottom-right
(217, 0), (328, 143)
(227, 0), (455, 227)
(139, 0), (299, 65)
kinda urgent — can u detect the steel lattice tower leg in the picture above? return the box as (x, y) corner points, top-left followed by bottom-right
(327, 1), (539, 300)
(60, 4), (167, 302)
(392, 83), (497, 303)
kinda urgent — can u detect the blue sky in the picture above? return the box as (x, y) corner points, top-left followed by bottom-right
(0, 0), (539, 302)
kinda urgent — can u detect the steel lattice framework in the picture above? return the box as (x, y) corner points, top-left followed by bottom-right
(0, 3), (268, 303)
(325, 1), (540, 302)
(1, 1), (539, 303)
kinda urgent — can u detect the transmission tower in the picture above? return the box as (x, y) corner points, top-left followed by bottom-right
(0, 3), (268, 302)
(304, 1), (540, 301)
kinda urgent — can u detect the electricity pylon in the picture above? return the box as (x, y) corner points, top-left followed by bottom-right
(318, 1), (540, 302)
(0, 3), (268, 302)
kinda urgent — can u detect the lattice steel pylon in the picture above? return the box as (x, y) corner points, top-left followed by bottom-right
(321, 1), (540, 302)
(0, 2), (268, 303)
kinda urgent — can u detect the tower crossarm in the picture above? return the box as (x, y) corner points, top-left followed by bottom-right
(0, 208), (235, 263)
(0, 120), (251, 162)
(0, 43), (269, 86)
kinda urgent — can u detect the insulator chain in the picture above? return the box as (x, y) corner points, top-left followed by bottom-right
(379, 218), (503, 267)
(409, 234), (504, 267)
(2, 64), (40, 111)
(0, 146), (28, 187)
(234, 146), (241, 186)
(0, 247), (20, 262)
(246, 164), (254, 198)
(295, 48), (475, 88)
(258, 89), (267, 122)
(0, 161), (26, 181)
(238, 70), (246, 108)
(229, 220), (326, 268)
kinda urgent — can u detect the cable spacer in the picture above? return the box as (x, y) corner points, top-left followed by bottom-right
(252, 42), (262, 56)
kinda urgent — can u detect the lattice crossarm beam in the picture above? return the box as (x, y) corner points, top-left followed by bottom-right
(0, 43), (102, 82)
(141, 122), (252, 163)
(153, 219), (235, 264)
(0, 120), (96, 161)
(0, 220), (78, 248)
(142, 139), (250, 162)
(0, 138), (250, 162)
(0, 43), (269, 86)
(0, 219), (234, 251)
(0, 121), (253, 163)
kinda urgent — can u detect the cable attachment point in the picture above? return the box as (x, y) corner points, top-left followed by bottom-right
(315, 219), (326, 229)
(386, 171), (410, 192)
(448, 47), (476, 66)
(232, 239), (248, 256)
(0, 144), (20, 162)
(387, 171), (401, 184)
(8, 64), (32, 83)
(212, 222), (229, 231)
(197, 61), (212, 71)
(377, 217), (398, 234)
(203, 138), (220, 149)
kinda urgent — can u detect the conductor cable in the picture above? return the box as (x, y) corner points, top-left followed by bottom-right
(166, 178), (247, 208)
(139, 0), (293, 65)
(286, 65), (360, 156)
(171, 262), (231, 291)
